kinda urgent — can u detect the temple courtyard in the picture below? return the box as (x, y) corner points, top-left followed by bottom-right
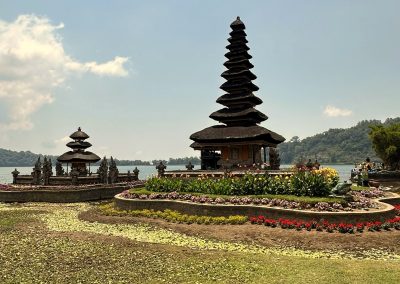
(0, 202), (399, 284)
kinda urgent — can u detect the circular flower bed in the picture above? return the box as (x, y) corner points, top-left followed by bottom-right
(105, 201), (400, 234)
(120, 188), (386, 212)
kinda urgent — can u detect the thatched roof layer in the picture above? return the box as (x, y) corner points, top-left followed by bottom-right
(57, 151), (100, 163)
(66, 141), (92, 149)
(190, 125), (285, 145)
(69, 127), (89, 140)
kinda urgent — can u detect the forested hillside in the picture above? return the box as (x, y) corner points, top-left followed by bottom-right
(2, 118), (399, 166)
(0, 149), (58, 167)
(0, 148), (200, 167)
(278, 118), (400, 164)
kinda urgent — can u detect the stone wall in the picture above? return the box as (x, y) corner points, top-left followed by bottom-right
(162, 169), (294, 178)
(0, 185), (129, 203)
(14, 173), (136, 186)
(114, 194), (399, 223)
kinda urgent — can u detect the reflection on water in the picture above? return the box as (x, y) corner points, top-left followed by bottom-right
(0, 164), (353, 184)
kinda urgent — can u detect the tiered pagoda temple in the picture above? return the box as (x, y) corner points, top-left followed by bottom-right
(57, 127), (101, 175)
(190, 17), (285, 169)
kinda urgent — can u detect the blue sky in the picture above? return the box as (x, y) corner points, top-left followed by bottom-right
(0, 0), (399, 160)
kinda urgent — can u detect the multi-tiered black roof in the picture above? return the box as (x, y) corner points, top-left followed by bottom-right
(190, 17), (285, 148)
(57, 127), (101, 163)
(211, 17), (266, 126)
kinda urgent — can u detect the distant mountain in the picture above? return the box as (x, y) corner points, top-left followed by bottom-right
(278, 118), (400, 164)
(0, 149), (58, 167)
(2, 118), (398, 166)
(0, 148), (200, 167)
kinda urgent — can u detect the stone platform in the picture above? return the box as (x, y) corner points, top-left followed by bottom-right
(0, 183), (136, 203)
(162, 169), (294, 178)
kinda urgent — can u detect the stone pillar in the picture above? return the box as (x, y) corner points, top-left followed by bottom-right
(263, 147), (267, 164)
(133, 167), (140, 181)
(71, 169), (79, 185)
(156, 162), (166, 177)
(127, 170), (132, 182)
(186, 162), (194, 171)
(12, 169), (20, 184)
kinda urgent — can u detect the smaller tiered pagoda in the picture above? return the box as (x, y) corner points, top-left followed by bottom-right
(57, 127), (100, 175)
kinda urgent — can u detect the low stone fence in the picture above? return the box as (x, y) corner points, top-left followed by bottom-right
(0, 184), (130, 203)
(114, 194), (399, 223)
(14, 173), (137, 186)
(162, 169), (294, 178)
(369, 170), (400, 180)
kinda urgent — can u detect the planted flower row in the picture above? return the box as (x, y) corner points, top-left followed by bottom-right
(99, 203), (247, 225)
(250, 214), (400, 233)
(146, 168), (340, 197)
(120, 189), (383, 212)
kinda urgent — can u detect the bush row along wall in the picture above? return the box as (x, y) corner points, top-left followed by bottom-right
(114, 194), (399, 223)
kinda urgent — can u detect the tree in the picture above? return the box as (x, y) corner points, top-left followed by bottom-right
(269, 148), (281, 170)
(97, 157), (108, 184)
(369, 123), (400, 170)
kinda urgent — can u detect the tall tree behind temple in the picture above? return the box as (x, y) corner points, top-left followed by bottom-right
(278, 118), (400, 164)
(369, 123), (400, 170)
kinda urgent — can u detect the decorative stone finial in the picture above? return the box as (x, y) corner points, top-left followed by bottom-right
(133, 167), (140, 181)
(186, 162), (194, 171)
(156, 161), (166, 177)
(12, 168), (20, 184)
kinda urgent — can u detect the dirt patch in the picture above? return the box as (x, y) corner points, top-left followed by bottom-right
(79, 208), (400, 254)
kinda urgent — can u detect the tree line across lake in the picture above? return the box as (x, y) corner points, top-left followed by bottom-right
(1, 117), (399, 167)
(0, 149), (201, 167)
(278, 118), (400, 165)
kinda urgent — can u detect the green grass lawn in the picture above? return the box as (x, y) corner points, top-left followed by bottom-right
(0, 203), (399, 283)
(350, 185), (373, 191)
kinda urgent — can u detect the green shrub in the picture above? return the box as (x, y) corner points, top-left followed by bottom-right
(145, 168), (339, 197)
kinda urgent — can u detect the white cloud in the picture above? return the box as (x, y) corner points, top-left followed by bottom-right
(323, 105), (353, 117)
(41, 136), (70, 149)
(54, 136), (70, 144)
(0, 14), (129, 131)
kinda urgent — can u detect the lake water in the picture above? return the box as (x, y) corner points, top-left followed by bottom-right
(0, 164), (353, 184)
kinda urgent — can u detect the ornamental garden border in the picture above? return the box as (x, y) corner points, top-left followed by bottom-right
(113, 193), (400, 223)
